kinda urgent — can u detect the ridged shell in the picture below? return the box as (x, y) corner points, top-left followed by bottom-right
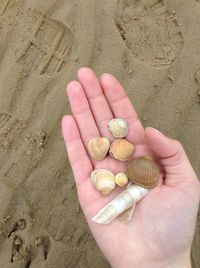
(109, 139), (135, 161)
(126, 157), (159, 189)
(88, 137), (110, 161)
(117, 204), (136, 224)
(115, 173), (129, 187)
(91, 169), (116, 195)
(108, 118), (128, 138)
(92, 184), (148, 224)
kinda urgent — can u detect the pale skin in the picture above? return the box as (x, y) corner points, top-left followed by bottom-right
(61, 67), (200, 268)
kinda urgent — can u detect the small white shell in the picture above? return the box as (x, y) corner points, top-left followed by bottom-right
(115, 173), (129, 187)
(91, 169), (116, 195)
(108, 118), (128, 138)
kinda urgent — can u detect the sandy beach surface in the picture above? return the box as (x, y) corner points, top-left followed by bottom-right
(0, 0), (199, 267)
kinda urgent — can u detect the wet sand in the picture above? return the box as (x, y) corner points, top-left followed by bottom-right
(0, 0), (199, 267)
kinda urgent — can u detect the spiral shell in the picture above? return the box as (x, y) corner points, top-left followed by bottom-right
(91, 169), (116, 195)
(109, 139), (135, 161)
(88, 137), (110, 161)
(126, 156), (159, 189)
(115, 173), (129, 187)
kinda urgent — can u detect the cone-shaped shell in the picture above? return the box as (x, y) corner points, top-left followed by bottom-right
(117, 204), (136, 224)
(108, 118), (128, 138)
(109, 139), (135, 161)
(115, 173), (129, 187)
(126, 157), (159, 189)
(88, 137), (110, 161)
(92, 184), (148, 224)
(91, 169), (116, 195)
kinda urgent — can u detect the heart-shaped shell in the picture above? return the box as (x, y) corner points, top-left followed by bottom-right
(88, 137), (110, 161)
(91, 169), (116, 195)
(126, 156), (159, 189)
(109, 139), (135, 161)
(115, 173), (129, 187)
(108, 118), (128, 138)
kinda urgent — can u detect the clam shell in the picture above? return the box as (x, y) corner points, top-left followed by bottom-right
(88, 137), (110, 161)
(91, 169), (116, 195)
(126, 156), (159, 189)
(109, 139), (135, 161)
(108, 118), (128, 138)
(115, 173), (129, 187)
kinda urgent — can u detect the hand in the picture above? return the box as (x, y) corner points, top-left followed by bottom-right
(61, 67), (200, 268)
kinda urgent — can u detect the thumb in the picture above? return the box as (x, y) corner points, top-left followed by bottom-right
(144, 127), (199, 189)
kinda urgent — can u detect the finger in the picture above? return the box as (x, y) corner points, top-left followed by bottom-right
(145, 127), (200, 191)
(100, 73), (145, 145)
(66, 80), (100, 148)
(61, 115), (93, 186)
(77, 67), (114, 139)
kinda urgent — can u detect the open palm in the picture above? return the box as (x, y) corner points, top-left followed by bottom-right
(62, 68), (200, 268)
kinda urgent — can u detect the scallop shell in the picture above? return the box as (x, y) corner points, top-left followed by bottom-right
(126, 156), (159, 189)
(109, 139), (135, 161)
(88, 137), (110, 161)
(108, 118), (128, 138)
(91, 169), (116, 195)
(115, 173), (129, 187)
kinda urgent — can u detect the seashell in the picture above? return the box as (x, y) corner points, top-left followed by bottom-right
(92, 183), (148, 224)
(117, 204), (136, 224)
(91, 169), (116, 195)
(88, 137), (110, 161)
(109, 139), (135, 161)
(126, 156), (159, 189)
(117, 181), (136, 224)
(115, 173), (129, 187)
(108, 118), (128, 138)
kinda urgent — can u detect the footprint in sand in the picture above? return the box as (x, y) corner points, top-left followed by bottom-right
(0, 220), (51, 267)
(115, 0), (184, 69)
(16, 9), (74, 75)
(0, 6), (76, 133)
(0, 0), (14, 16)
(0, 113), (26, 150)
(0, 130), (46, 189)
(0, 0), (9, 16)
(0, 130), (46, 263)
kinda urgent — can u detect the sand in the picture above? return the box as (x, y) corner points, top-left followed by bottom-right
(0, 0), (199, 267)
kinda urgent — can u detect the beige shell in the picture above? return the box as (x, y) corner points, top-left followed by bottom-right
(108, 118), (128, 138)
(88, 137), (110, 161)
(109, 139), (135, 161)
(126, 156), (159, 189)
(115, 173), (129, 187)
(91, 169), (116, 195)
